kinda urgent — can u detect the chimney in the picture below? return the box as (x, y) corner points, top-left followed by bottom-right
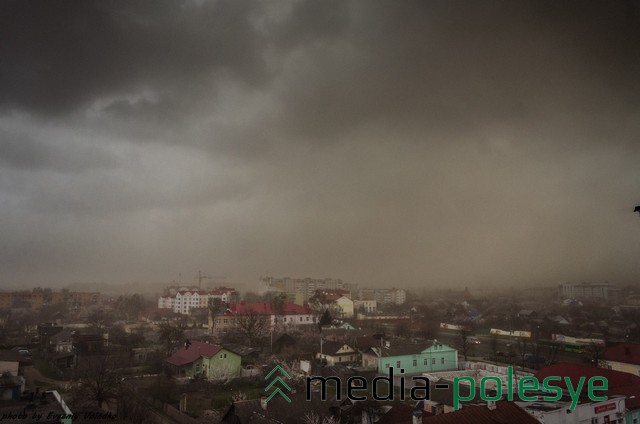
(487, 400), (497, 411)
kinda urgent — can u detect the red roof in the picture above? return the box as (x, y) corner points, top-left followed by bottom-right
(165, 341), (222, 366)
(603, 343), (640, 365)
(535, 362), (640, 409)
(381, 401), (539, 424)
(229, 302), (311, 315)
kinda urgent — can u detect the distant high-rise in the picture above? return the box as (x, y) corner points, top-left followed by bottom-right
(261, 276), (357, 302)
(559, 282), (618, 303)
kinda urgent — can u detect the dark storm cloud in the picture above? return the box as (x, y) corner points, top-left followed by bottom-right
(0, 0), (639, 288)
(274, 0), (640, 146)
(0, 0), (267, 116)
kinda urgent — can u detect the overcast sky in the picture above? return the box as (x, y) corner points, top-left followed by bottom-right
(1, 0), (639, 291)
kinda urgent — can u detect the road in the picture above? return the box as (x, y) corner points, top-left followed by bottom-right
(22, 365), (68, 391)
(434, 331), (587, 368)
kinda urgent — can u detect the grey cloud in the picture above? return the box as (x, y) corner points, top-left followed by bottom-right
(0, 129), (117, 172)
(0, 0), (268, 116)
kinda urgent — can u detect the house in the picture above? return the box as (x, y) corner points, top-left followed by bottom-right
(384, 401), (541, 424)
(601, 342), (640, 376)
(316, 341), (359, 366)
(212, 302), (316, 334)
(354, 299), (377, 315)
(165, 340), (241, 379)
(377, 341), (458, 374)
(0, 350), (22, 377)
(335, 296), (354, 318)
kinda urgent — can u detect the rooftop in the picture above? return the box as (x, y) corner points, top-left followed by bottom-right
(165, 340), (223, 366)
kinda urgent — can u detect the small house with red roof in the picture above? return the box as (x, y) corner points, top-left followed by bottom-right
(165, 340), (241, 379)
(601, 342), (640, 377)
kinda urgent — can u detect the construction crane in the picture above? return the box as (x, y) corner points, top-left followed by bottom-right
(194, 271), (212, 290)
(194, 271), (226, 290)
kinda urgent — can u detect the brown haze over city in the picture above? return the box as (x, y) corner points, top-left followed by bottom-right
(0, 1), (639, 291)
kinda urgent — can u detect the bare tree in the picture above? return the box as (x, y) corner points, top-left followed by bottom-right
(158, 322), (185, 356)
(71, 351), (124, 409)
(235, 310), (269, 348)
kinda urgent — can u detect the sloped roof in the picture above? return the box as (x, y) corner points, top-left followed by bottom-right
(49, 328), (74, 344)
(320, 341), (356, 355)
(535, 362), (640, 409)
(421, 401), (540, 424)
(603, 342), (640, 365)
(379, 342), (435, 357)
(165, 341), (223, 366)
(229, 302), (311, 315)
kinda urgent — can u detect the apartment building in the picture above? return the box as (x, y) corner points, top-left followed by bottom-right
(157, 287), (237, 315)
(357, 288), (406, 305)
(262, 276), (357, 302)
(559, 282), (619, 302)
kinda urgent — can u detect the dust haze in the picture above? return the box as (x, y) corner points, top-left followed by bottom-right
(1, 0), (639, 290)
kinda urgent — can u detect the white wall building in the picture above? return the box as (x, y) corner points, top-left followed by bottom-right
(158, 287), (237, 315)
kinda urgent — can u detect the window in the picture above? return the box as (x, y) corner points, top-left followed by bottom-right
(432, 358), (435, 365)
(413, 359), (417, 367)
(424, 359), (428, 366)
(441, 358), (445, 364)
(385, 363), (390, 368)
(396, 361), (401, 368)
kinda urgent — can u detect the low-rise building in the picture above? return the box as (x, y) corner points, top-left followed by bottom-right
(158, 286), (238, 315)
(165, 340), (242, 379)
(211, 302), (317, 334)
(376, 341), (458, 375)
(354, 299), (377, 314)
(316, 341), (359, 366)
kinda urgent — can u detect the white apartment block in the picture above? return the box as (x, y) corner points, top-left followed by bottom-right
(559, 282), (618, 302)
(357, 288), (406, 305)
(157, 287), (237, 315)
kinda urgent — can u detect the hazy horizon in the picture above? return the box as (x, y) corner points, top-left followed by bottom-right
(1, 1), (639, 291)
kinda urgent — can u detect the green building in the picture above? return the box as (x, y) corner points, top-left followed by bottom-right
(377, 341), (458, 374)
(166, 341), (241, 379)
